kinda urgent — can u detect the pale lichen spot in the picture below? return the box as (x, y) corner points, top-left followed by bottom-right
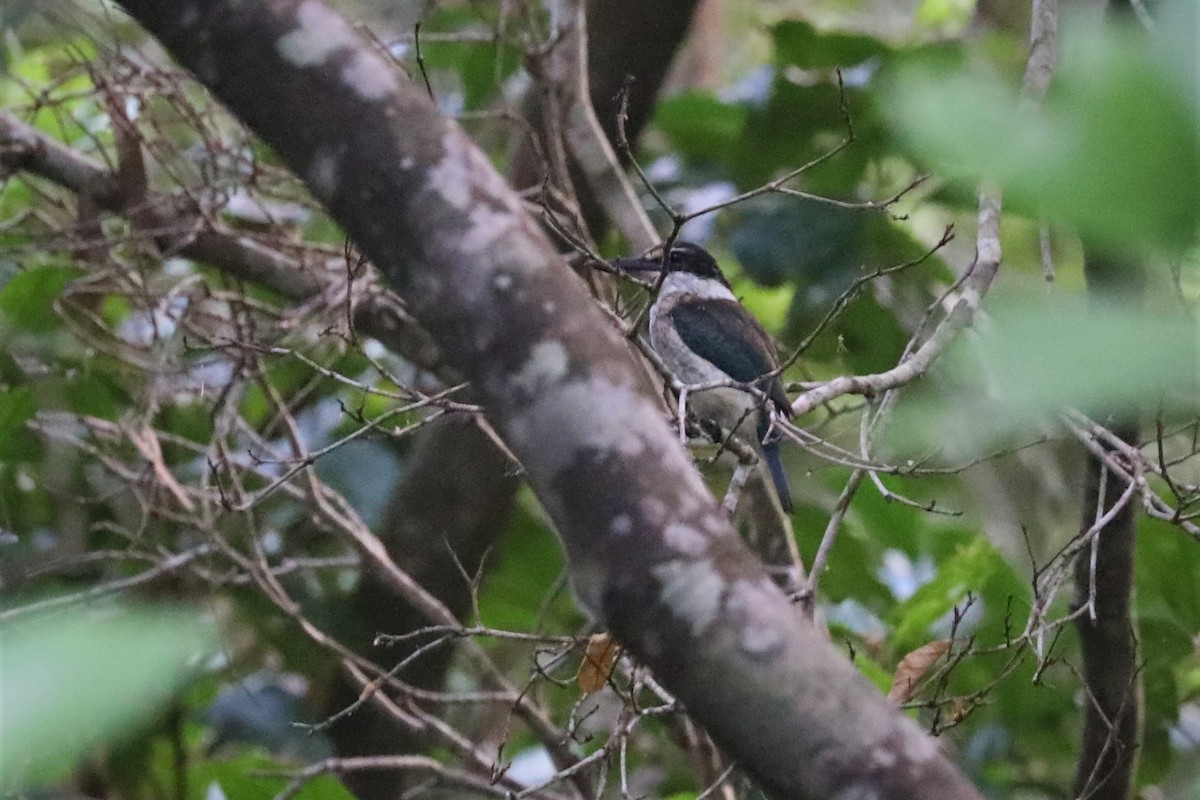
(341, 50), (398, 100)
(426, 131), (473, 210)
(724, 580), (784, 656)
(400, 156), (415, 170)
(902, 731), (938, 763)
(505, 377), (662, 483)
(543, 300), (557, 314)
(663, 522), (707, 556)
(426, 128), (527, 220)
(868, 747), (898, 770)
(653, 559), (725, 636)
(460, 204), (524, 257)
(610, 514), (633, 536)
(511, 341), (569, 396)
(741, 623), (782, 655)
(640, 497), (667, 526)
(673, 482), (708, 517)
(306, 149), (341, 202)
(831, 786), (881, 800)
(277, 1), (357, 67)
(494, 273), (513, 291)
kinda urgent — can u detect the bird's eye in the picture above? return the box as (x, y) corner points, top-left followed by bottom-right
(668, 249), (682, 262)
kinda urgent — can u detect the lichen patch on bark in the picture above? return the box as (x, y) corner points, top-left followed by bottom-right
(276, 1), (356, 66)
(340, 50), (398, 100)
(663, 522), (708, 556)
(652, 558), (725, 636)
(306, 147), (341, 202)
(724, 579), (785, 657)
(511, 341), (570, 396)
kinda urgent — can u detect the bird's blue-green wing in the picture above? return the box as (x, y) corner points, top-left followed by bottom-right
(668, 299), (791, 413)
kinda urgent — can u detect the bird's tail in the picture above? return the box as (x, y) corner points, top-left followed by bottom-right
(761, 438), (792, 514)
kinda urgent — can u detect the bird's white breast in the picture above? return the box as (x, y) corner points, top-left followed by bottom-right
(657, 271), (738, 302)
(648, 272), (760, 437)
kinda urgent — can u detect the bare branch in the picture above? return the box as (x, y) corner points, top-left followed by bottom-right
(544, 0), (658, 252)
(789, 192), (1001, 418)
(107, 1), (987, 797)
(0, 111), (445, 376)
(269, 754), (510, 800)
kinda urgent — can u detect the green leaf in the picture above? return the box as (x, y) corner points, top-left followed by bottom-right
(65, 371), (128, 420)
(0, 265), (82, 332)
(0, 605), (218, 789)
(851, 649), (894, 695)
(728, 194), (867, 287)
(891, 296), (1198, 456)
(422, 37), (520, 110)
(189, 750), (354, 800)
(1138, 518), (1200, 635)
(415, 7), (521, 111)
(915, 0), (977, 32)
(732, 78), (868, 188)
(2, 41), (100, 145)
(888, 537), (998, 652)
(652, 91), (747, 164)
(477, 490), (577, 633)
(881, 10), (1200, 252)
(803, 488), (892, 608)
(772, 20), (890, 69)
(0, 386), (36, 459)
(1138, 722), (1173, 786)
(972, 299), (1195, 415)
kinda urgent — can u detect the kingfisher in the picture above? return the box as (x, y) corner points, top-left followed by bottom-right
(612, 241), (793, 513)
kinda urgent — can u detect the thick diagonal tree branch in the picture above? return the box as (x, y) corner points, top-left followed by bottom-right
(326, 6), (699, 796)
(110, 2), (985, 797)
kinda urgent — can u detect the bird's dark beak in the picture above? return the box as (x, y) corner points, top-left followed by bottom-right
(610, 246), (665, 276)
(609, 256), (662, 275)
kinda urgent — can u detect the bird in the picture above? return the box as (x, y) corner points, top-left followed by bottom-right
(612, 241), (793, 513)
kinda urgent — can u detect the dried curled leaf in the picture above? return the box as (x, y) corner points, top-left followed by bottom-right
(577, 632), (621, 694)
(887, 639), (951, 703)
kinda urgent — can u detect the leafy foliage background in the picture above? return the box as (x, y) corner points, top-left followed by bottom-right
(2, 0), (1199, 798)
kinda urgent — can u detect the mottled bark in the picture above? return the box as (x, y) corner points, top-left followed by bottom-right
(112, 2), (985, 796)
(1071, 247), (1143, 800)
(324, 8), (692, 795)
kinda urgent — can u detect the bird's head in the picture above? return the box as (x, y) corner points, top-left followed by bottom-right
(610, 241), (730, 288)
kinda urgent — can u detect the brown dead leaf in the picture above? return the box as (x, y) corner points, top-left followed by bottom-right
(887, 639), (951, 703)
(576, 632), (621, 694)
